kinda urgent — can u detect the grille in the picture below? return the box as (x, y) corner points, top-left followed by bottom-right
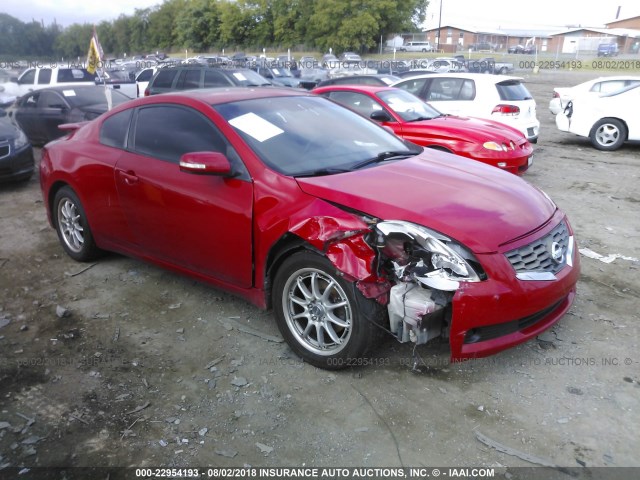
(0, 142), (9, 159)
(505, 221), (569, 275)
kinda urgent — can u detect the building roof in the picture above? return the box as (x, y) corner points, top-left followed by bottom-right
(549, 27), (640, 37)
(605, 14), (640, 26)
(422, 24), (556, 38)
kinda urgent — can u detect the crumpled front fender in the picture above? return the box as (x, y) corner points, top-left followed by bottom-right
(288, 202), (390, 301)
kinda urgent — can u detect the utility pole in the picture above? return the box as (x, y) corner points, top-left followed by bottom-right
(437, 0), (443, 51)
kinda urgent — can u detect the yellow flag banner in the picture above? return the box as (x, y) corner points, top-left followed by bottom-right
(86, 28), (104, 74)
(87, 36), (100, 74)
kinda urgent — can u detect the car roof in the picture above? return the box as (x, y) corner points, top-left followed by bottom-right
(315, 85), (394, 94)
(141, 87), (310, 105)
(393, 72), (525, 83)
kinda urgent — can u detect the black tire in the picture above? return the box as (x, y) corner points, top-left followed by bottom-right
(53, 186), (103, 262)
(589, 118), (627, 151)
(272, 251), (384, 370)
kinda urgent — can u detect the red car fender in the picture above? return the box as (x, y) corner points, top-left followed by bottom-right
(287, 206), (390, 301)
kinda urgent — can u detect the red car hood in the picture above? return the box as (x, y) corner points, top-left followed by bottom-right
(406, 115), (525, 142)
(296, 151), (556, 253)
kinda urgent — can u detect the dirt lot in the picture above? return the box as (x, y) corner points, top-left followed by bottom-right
(1, 69), (639, 476)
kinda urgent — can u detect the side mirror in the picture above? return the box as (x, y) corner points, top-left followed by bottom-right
(370, 110), (392, 122)
(179, 151), (234, 176)
(0, 109), (6, 118)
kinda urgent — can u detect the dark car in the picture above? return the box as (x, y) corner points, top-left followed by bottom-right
(297, 67), (330, 90)
(145, 65), (271, 96)
(11, 86), (131, 145)
(315, 74), (400, 88)
(395, 70), (437, 79)
(375, 60), (412, 75)
(0, 109), (34, 183)
(253, 66), (300, 87)
(508, 44), (525, 54)
(38, 87), (579, 369)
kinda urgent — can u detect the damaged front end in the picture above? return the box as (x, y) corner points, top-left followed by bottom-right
(289, 211), (486, 349)
(373, 221), (486, 346)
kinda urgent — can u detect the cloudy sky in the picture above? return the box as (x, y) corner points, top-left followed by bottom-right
(2, 0), (639, 29)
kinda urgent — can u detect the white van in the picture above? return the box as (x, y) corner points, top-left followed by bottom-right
(400, 41), (434, 53)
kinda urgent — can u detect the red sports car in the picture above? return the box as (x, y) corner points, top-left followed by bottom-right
(40, 88), (579, 370)
(313, 85), (533, 175)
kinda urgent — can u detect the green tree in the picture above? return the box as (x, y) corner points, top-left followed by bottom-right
(53, 23), (93, 60)
(306, 0), (428, 52)
(146, 0), (187, 51)
(174, 0), (221, 51)
(111, 15), (132, 57)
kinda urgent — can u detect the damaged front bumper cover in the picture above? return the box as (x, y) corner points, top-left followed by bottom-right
(289, 214), (579, 361)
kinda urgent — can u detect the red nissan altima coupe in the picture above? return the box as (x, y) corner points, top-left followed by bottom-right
(40, 88), (579, 369)
(313, 85), (533, 175)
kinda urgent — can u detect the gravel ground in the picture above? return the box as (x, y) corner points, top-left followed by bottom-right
(0, 69), (639, 477)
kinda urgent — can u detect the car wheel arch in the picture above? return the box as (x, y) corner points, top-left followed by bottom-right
(47, 180), (72, 221)
(264, 234), (310, 309)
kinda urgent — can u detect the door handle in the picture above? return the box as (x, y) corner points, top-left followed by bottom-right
(118, 170), (139, 185)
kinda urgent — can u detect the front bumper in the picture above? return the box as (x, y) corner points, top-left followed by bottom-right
(466, 141), (533, 176)
(0, 143), (34, 183)
(448, 213), (580, 360)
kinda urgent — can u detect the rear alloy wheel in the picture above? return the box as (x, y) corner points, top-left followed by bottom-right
(589, 118), (627, 151)
(53, 186), (102, 261)
(273, 251), (382, 369)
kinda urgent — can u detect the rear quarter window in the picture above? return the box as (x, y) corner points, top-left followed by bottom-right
(100, 110), (132, 149)
(496, 81), (533, 101)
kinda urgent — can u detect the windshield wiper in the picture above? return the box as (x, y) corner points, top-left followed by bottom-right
(295, 167), (352, 178)
(351, 150), (417, 170)
(407, 115), (437, 122)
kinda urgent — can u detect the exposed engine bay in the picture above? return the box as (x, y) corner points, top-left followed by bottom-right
(370, 220), (485, 345)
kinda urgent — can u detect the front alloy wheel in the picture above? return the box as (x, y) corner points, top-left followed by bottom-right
(282, 266), (352, 356)
(273, 251), (383, 369)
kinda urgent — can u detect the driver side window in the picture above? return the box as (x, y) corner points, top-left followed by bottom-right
(132, 105), (250, 179)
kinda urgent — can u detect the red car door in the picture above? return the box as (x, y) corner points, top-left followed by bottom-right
(114, 104), (254, 287)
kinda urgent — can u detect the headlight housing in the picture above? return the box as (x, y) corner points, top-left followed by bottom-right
(13, 126), (29, 150)
(483, 141), (507, 152)
(375, 220), (484, 291)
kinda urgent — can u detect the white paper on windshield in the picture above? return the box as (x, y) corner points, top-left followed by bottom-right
(354, 140), (379, 147)
(272, 69), (281, 75)
(229, 112), (284, 142)
(233, 72), (247, 81)
(62, 90), (76, 97)
(387, 98), (417, 112)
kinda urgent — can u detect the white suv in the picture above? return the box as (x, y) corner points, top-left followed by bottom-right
(392, 73), (540, 142)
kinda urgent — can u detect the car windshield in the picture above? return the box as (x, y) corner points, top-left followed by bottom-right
(377, 89), (441, 121)
(60, 88), (131, 108)
(230, 70), (272, 86)
(214, 96), (420, 176)
(271, 68), (293, 78)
